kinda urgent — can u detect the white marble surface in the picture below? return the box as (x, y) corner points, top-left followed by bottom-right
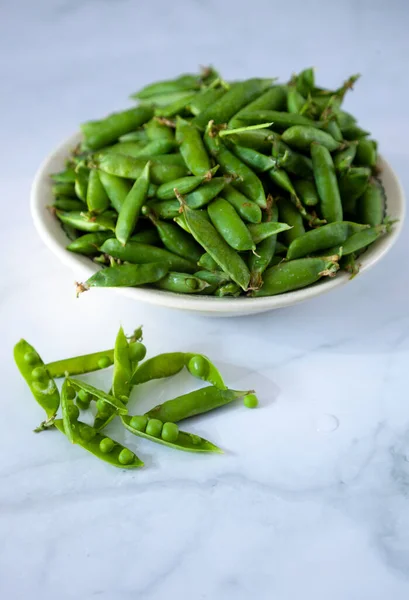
(1, 0), (409, 598)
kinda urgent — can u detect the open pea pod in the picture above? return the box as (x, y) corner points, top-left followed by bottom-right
(46, 349), (114, 378)
(54, 419), (143, 468)
(184, 354), (226, 389)
(67, 378), (128, 415)
(121, 415), (223, 454)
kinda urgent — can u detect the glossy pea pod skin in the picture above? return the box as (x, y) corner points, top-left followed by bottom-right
(52, 182), (76, 197)
(145, 386), (251, 423)
(222, 128), (275, 152)
(338, 167), (371, 215)
(67, 378), (128, 415)
(185, 354), (226, 389)
(230, 143), (277, 172)
(46, 349), (114, 378)
(122, 415), (222, 454)
(282, 126), (340, 152)
(14, 339), (60, 420)
(66, 232), (113, 255)
(293, 180), (319, 206)
(194, 270), (230, 294)
(228, 85), (287, 128)
(81, 105), (154, 150)
(354, 139), (377, 169)
(239, 110), (321, 131)
(188, 87), (226, 115)
(51, 167), (76, 183)
(207, 197), (255, 251)
(357, 179), (386, 227)
(197, 252), (220, 271)
(74, 164), (89, 202)
(155, 272), (210, 294)
(204, 126), (266, 209)
(131, 352), (187, 385)
(86, 169), (110, 213)
(277, 197), (305, 245)
(148, 214), (202, 262)
(99, 239), (197, 272)
(252, 257), (339, 297)
(54, 419), (144, 468)
(56, 210), (116, 233)
(323, 224), (388, 257)
(52, 198), (87, 211)
(115, 161), (151, 245)
(156, 172), (216, 200)
(80, 262), (169, 290)
(94, 154), (188, 185)
(133, 73), (204, 99)
(112, 326), (133, 403)
(311, 143), (343, 223)
(144, 118), (175, 141)
(222, 185), (262, 224)
(296, 67), (315, 97)
(175, 116), (211, 176)
(248, 204), (279, 289)
(286, 221), (369, 260)
(333, 142), (358, 172)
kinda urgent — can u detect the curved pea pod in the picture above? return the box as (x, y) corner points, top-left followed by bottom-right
(156, 169), (218, 200)
(52, 182), (76, 197)
(357, 179), (386, 227)
(333, 108), (356, 129)
(215, 282), (241, 297)
(179, 199), (250, 290)
(145, 386), (251, 423)
(338, 167), (371, 214)
(119, 128), (149, 143)
(53, 198), (87, 211)
(54, 419), (144, 468)
(208, 197), (255, 251)
(183, 177), (227, 209)
(277, 197), (305, 245)
(61, 379), (76, 444)
(81, 106), (154, 150)
(14, 339), (60, 420)
(282, 126), (340, 152)
(144, 118), (175, 141)
(296, 67), (315, 97)
(74, 164), (89, 202)
(112, 326), (132, 403)
(230, 143), (277, 172)
(311, 143), (343, 223)
(188, 87), (226, 115)
(248, 221), (291, 244)
(204, 126), (266, 208)
(56, 210), (116, 232)
(194, 270), (230, 294)
(293, 180), (319, 206)
(228, 85), (287, 127)
(321, 118), (343, 143)
(222, 186), (262, 224)
(133, 73), (204, 100)
(355, 139), (377, 169)
(121, 139), (177, 158)
(324, 224), (389, 257)
(252, 256), (340, 297)
(130, 229), (160, 245)
(249, 204), (279, 289)
(98, 171), (132, 212)
(100, 239), (197, 272)
(139, 90), (200, 107)
(144, 199), (180, 219)
(79, 262), (169, 290)
(154, 92), (198, 118)
(333, 142), (358, 173)
(104, 141), (145, 156)
(287, 86), (306, 114)
(173, 213), (191, 234)
(286, 221), (369, 260)
(155, 272), (210, 294)
(275, 145), (313, 179)
(175, 116), (211, 176)
(267, 170), (316, 223)
(94, 154), (188, 184)
(185, 354), (226, 389)
(193, 78), (274, 130)
(121, 416), (223, 454)
(131, 352), (187, 385)
(51, 167), (76, 183)
(341, 124), (370, 140)
(67, 378), (128, 415)
(115, 162), (150, 245)
(148, 214), (202, 261)
(239, 110), (321, 131)
(197, 252), (220, 271)
(223, 128), (275, 152)
(46, 349), (114, 378)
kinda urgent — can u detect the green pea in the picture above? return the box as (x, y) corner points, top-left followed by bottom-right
(79, 423), (97, 441)
(67, 404), (80, 421)
(129, 342), (147, 363)
(146, 418), (163, 438)
(96, 399), (109, 413)
(78, 390), (91, 404)
(65, 385), (76, 400)
(161, 422), (179, 443)
(31, 366), (48, 381)
(130, 415), (149, 432)
(100, 438), (115, 453)
(98, 356), (112, 369)
(24, 351), (39, 366)
(118, 448), (136, 465)
(243, 393), (259, 408)
(188, 355), (210, 379)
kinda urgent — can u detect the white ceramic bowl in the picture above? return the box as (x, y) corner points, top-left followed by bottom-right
(31, 132), (405, 316)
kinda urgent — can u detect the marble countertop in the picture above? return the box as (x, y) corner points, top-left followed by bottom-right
(1, 1), (409, 598)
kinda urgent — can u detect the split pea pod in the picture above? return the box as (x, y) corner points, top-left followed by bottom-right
(207, 197), (255, 251)
(112, 326), (133, 403)
(14, 339), (60, 420)
(131, 352), (186, 385)
(357, 179), (386, 226)
(355, 139), (377, 168)
(286, 221), (369, 260)
(67, 378), (128, 415)
(99, 239), (197, 272)
(81, 105), (154, 150)
(175, 116), (211, 175)
(147, 213), (202, 261)
(338, 167), (371, 215)
(333, 142), (358, 172)
(248, 221), (291, 244)
(98, 171), (132, 213)
(46, 348), (115, 378)
(115, 162), (150, 245)
(311, 143), (343, 223)
(222, 185), (262, 224)
(197, 252), (220, 271)
(143, 200), (180, 219)
(155, 272), (210, 294)
(248, 203), (279, 289)
(79, 262), (169, 290)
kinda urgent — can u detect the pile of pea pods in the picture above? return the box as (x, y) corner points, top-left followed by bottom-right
(50, 67), (390, 297)
(14, 327), (257, 468)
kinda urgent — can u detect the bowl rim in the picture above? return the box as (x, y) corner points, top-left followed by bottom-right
(30, 131), (406, 314)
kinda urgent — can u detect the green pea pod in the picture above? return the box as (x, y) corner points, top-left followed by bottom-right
(333, 142), (358, 172)
(282, 126), (340, 152)
(121, 416), (222, 454)
(133, 73), (203, 99)
(138, 90), (200, 107)
(144, 118), (175, 141)
(81, 106), (154, 150)
(67, 378), (128, 415)
(228, 85), (287, 128)
(14, 339), (60, 420)
(222, 186), (262, 224)
(53, 198), (87, 211)
(230, 143), (277, 172)
(179, 199), (250, 290)
(94, 154), (188, 184)
(155, 272), (210, 294)
(188, 87), (226, 115)
(52, 182), (76, 197)
(147, 213), (202, 261)
(131, 352), (187, 385)
(54, 419), (144, 468)
(287, 86), (306, 114)
(145, 386), (251, 423)
(105, 141), (150, 156)
(119, 129), (149, 143)
(121, 139), (177, 158)
(357, 179), (386, 227)
(50, 167), (76, 183)
(267, 170), (317, 223)
(183, 177), (227, 209)
(224, 128), (275, 152)
(86, 169), (110, 214)
(144, 199), (180, 219)
(100, 239), (197, 272)
(338, 167), (371, 214)
(252, 257), (339, 297)
(175, 116), (211, 176)
(341, 124), (370, 140)
(293, 180), (319, 206)
(173, 213), (191, 233)
(193, 78), (274, 130)
(112, 326), (132, 403)
(98, 171), (132, 212)
(154, 92), (198, 117)
(46, 349), (114, 378)
(56, 210), (116, 232)
(296, 67), (315, 97)
(74, 165), (89, 202)
(185, 354), (226, 389)
(311, 143), (343, 223)
(239, 110), (321, 130)
(156, 170), (217, 200)
(275, 241), (288, 255)
(324, 224), (388, 256)
(277, 197), (305, 245)
(204, 126), (266, 208)
(248, 221), (291, 244)
(80, 262), (169, 290)
(208, 197), (255, 251)
(194, 270), (230, 294)
(355, 139), (377, 168)
(249, 204), (279, 289)
(215, 282), (241, 297)
(275, 145), (313, 179)
(286, 221), (369, 260)
(197, 252), (220, 271)
(61, 379), (76, 444)
(115, 162), (150, 245)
